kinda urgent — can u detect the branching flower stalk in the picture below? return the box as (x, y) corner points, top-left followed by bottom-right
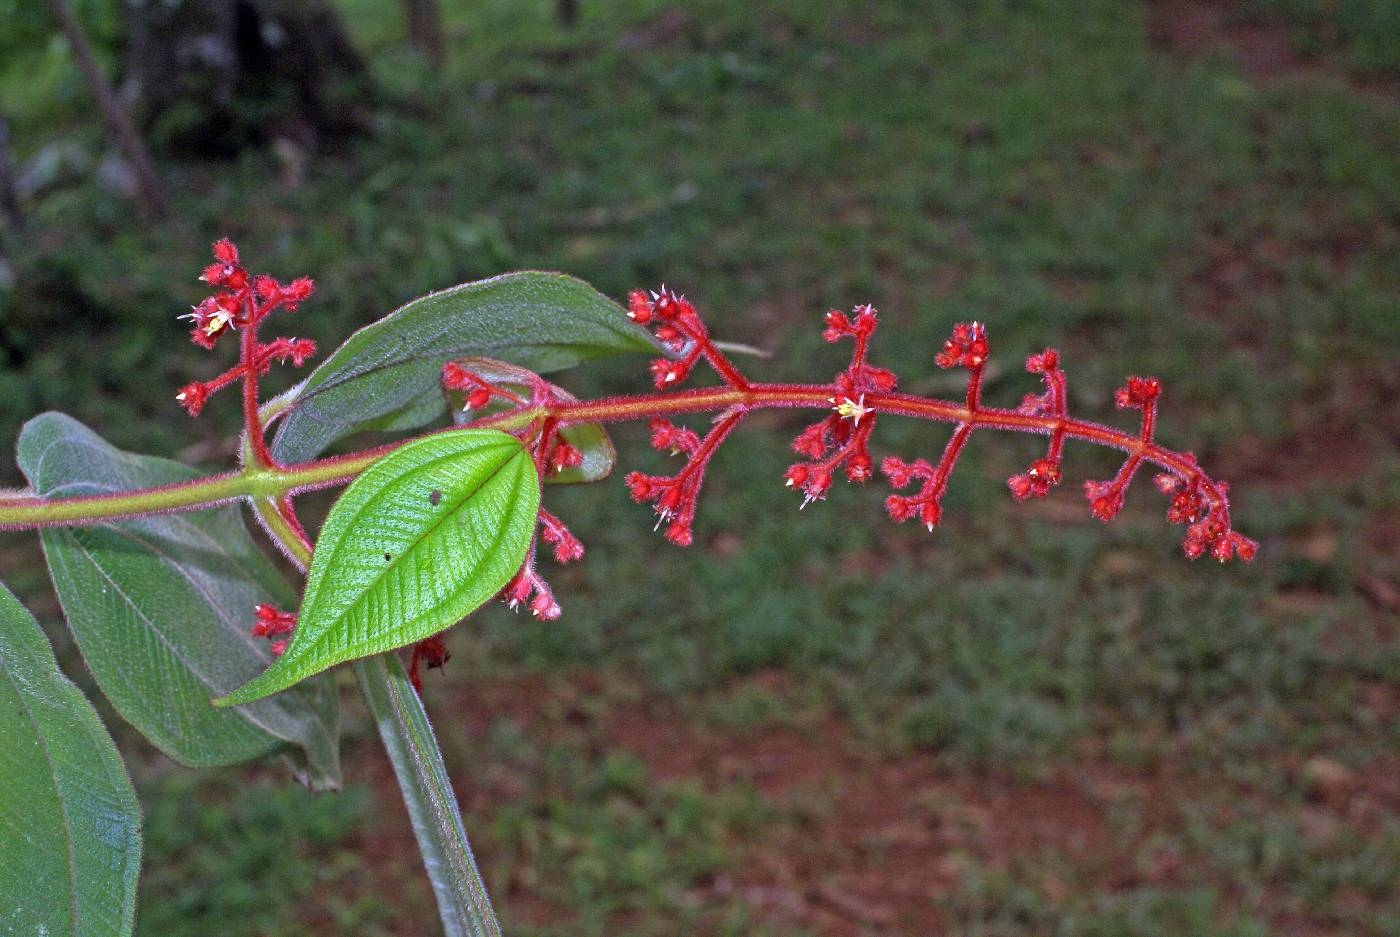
(0, 242), (1257, 682)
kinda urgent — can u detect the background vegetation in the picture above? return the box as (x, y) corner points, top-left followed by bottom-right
(1, 0), (1397, 934)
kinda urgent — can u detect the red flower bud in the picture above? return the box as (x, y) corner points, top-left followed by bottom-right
(176, 382), (210, 416)
(1115, 376), (1161, 410)
(627, 289), (653, 323)
(212, 238), (239, 265)
(530, 592), (562, 620)
(550, 442), (583, 471)
(665, 520), (693, 547)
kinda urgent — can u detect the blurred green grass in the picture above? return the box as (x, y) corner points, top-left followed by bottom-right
(2, 0), (1398, 934)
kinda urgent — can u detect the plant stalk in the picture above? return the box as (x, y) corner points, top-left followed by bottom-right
(0, 383), (1220, 531)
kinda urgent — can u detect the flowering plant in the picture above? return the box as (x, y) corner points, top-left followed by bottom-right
(0, 242), (1253, 935)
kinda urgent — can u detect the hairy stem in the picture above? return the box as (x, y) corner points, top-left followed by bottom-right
(241, 295), (277, 469)
(354, 656), (502, 937)
(0, 382), (1226, 531)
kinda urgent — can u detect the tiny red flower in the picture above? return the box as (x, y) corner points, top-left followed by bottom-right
(1084, 480), (1125, 521)
(935, 322), (988, 370)
(175, 382), (210, 417)
(1115, 376), (1162, 410)
(627, 289), (653, 324)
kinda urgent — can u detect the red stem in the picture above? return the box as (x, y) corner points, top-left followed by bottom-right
(241, 293), (277, 469)
(0, 381), (1235, 533)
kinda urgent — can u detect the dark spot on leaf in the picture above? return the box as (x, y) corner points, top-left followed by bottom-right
(429, 490), (442, 506)
(384, 552), (392, 561)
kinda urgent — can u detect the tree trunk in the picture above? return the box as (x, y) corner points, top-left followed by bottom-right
(125, 0), (373, 158)
(47, 0), (170, 218)
(556, 0), (578, 29)
(0, 118), (21, 230)
(401, 0), (445, 69)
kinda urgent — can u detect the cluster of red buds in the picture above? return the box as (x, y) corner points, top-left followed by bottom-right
(628, 286), (752, 390)
(251, 603), (296, 657)
(783, 305), (897, 506)
(620, 288), (755, 546)
(441, 363), (588, 621)
(175, 239), (317, 418)
(878, 320), (987, 529)
(625, 410), (744, 546)
(1155, 469), (1257, 561)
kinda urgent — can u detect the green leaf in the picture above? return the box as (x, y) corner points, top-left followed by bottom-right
(218, 429), (539, 706)
(445, 357), (617, 485)
(270, 272), (658, 464)
(0, 578), (142, 937)
(17, 413), (342, 787)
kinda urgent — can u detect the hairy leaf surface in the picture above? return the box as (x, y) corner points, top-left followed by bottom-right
(0, 579), (142, 937)
(271, 272), (656, 464)
(219, 430), (538, 705)
(17, 413), (341, 785)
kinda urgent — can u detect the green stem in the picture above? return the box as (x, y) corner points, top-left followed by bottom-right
(354, 656), (502, 937)
(251, 498), (503, 937)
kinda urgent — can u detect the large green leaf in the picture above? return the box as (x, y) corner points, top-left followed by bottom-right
(0, 579), (142, 937)
(17, 413), (342, 786)
(219, 429), (539, 705)
(270, 272), (658, 464)
(445, 357), (617, 485)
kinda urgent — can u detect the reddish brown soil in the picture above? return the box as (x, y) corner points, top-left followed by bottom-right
(325, 670), (1394, 936)
(1146, 0), (1400, 101)
(1147, 0), (1310, 83)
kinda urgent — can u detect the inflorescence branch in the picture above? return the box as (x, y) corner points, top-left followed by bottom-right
(175, 239), (316, 468)
(1, 243), (1257, 692)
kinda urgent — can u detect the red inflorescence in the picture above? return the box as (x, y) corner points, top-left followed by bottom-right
(431, 279), (1259, 644)
(176, 240), (319, 419)
(166, 239), (1259, 708)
